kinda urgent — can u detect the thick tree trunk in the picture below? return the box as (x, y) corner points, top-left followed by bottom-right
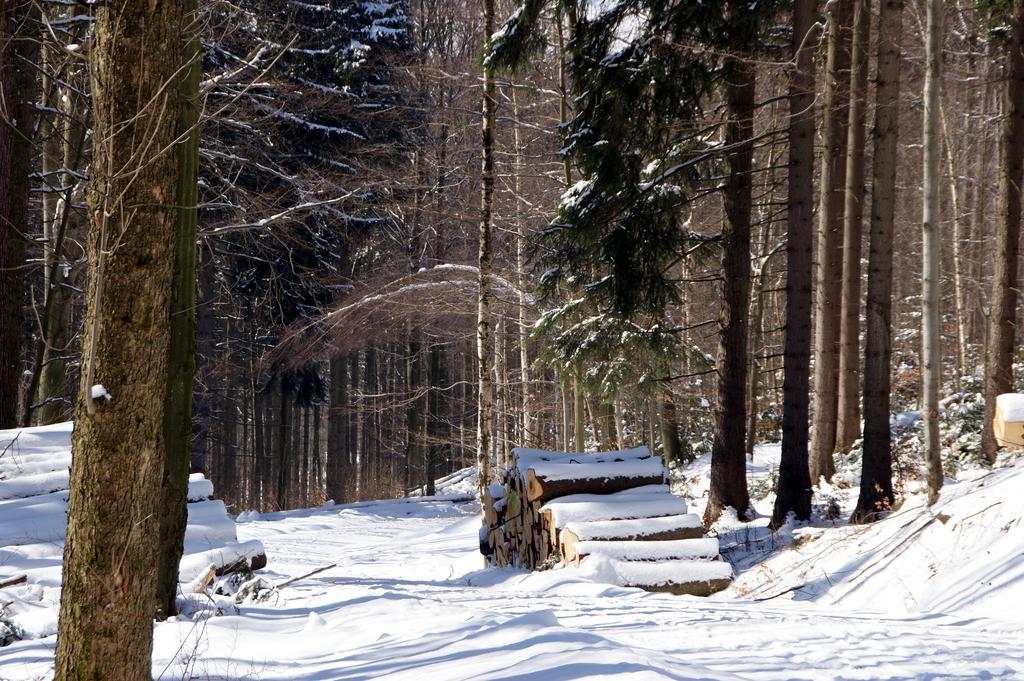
(707, 57), (754, 524)
(156, 0), (201, 620)
(54, 0), (183, 676)
(810, 0), (853, 483)
(0, 1), (39, 428)
(772, 0), (817, 529)
(477, 0), (497, 493)
(921, 0), (944, 505)
(982, 1), (1024, 464)
(852, 0), (902, 523)
(835, 0), (870, 452)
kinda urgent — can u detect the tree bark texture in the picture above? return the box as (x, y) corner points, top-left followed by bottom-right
(921, 0), (944, 505)
(811, 0), (852, 483)
(157, 0), (201, 620)
(773, 0), (817, 529)
(707, 57), (754, 525)
(982, 0), (1024, 464)
(55, 0), (184, 677)
(835, 0), (870, 452)
(477, 0), (496, 493)
(853, 0), (902, 524)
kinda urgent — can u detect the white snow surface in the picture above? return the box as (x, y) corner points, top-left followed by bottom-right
(542, 488), (688, 526)
(2, 430), (1024, 678)
(512, 445), (651, 476)
(528, 457), (666, 483)
(564, 513), (704, 540)
(996, 392), (1024, 421)
(88, 384), (110, 401)
(575, 537), (720, 562)
(579, 555), (734, 587)
(0, 423), (263, 647)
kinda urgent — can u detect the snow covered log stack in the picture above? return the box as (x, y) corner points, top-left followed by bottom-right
(994, 393), (1024, 448)
(481, 446), (732, 596)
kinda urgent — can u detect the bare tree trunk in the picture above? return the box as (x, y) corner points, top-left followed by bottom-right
(836, 0), (871, 451)
(25, 92), (87, 427)
(560, 381), (571, 450)
(156, 0), (201, 619)
(0, 0), (39, 428)
(34, 33), (63, 426)
(773, 0), (817, 529)
(512, 91), (537, 448)
(405, 328), (422, 492)
(939, 101), (969, 390)
(853, 0), (902, 524)
(922, 0), (944, 505)
(55, 0), (183, 675)
(277, 377), (291, 508)
(811, 0), (853, 483)
(495, 316), (510, 466)
(982, 1), (1024, 464)
(659, 383), (683, 466)
(353, 351), (364, 499)
(597, 398), (616, 450)
(477, 0), (497, 492)
(573, 376), (586, 450)
(426, 345), (442, 495)
(707, 56), (755, 524)
(746, 142), (780, 459)
(327, 354), (347, 502)
(613, 396), (626, 450)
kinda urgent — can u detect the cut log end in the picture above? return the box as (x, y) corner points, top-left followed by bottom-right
(634, 578), (733, 597)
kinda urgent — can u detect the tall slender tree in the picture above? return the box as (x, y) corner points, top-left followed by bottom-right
(706, 53), (755, 524)
(772, 0), (817, 529)
(810, 0), (853, 484)
(156, 0), (202, 620)
(836, 0), (871, 452)
(921, 0), (944, 504)
(853, 0), (902, 523)
(478, 0), (497, 492)
(0, 0), (39, 428)
(54, 0), (184, 676)
(981, 0), (1024, 464)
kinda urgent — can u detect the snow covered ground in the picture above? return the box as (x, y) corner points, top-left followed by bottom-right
(1, 425), (1023, 679)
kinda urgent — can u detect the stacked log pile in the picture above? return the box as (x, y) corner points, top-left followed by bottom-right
(481, 446), (732, 596)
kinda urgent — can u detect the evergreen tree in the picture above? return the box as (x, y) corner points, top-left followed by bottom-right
(196, 0), (413, 503)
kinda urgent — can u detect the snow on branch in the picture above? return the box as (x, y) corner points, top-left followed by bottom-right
(269, 264), (528, 366)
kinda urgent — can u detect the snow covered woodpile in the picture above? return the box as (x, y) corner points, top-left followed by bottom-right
(481, 446), (732, 596)
(993, 393), (1024, 448)
(0, 423), (266, 641)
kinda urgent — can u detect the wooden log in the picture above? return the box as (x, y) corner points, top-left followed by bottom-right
(560, 521), (705, 565)
(0, 575), (27, 589)
(636, 578), (733, 597)
(569, 538), (719, 566)
(525, 465), (664, 503)
(193, 564), (217, 593)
